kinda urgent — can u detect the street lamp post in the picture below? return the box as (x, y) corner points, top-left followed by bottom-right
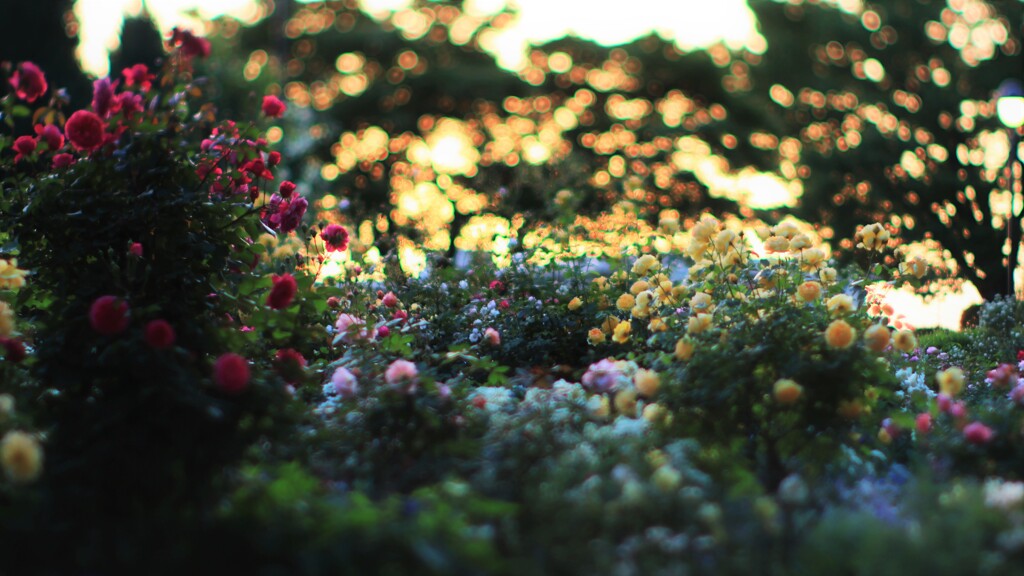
(996, 79), (1024, 297)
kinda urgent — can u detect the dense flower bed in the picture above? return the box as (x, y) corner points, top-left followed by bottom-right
(2, 42), (1024, 575)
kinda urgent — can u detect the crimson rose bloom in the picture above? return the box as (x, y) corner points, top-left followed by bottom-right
(121, 64), (154, 91)
(171, 28), (211, 59)
(65, 110), (106, 151)
(274, 348), (307, 383)
(89, 295), (130, 335)
(214, 353), (250, 394)
(34, 123), (64, 151)
(278, 180), (297, 198)
(52, 153), (75, 169)
(261, 95), (287, 118)
(278, 198), (307, 233)
(12, 136), (37, 163)
(144, 319), (176, 349)
(321, 224), (349, 252)
(10, 62), (47, 102)
(267, 274), (298, 309)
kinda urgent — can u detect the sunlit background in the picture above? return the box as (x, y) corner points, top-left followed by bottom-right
(75, 0), (767, 77)
(66, 0), (1021, 330)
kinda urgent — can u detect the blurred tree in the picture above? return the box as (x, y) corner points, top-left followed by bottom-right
(108, 15), (166, 79)
(207, 0), (764, 263)
(742, 0), (1023, 301)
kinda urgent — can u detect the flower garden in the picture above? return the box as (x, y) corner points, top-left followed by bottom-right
(2, 3), (1024, 574)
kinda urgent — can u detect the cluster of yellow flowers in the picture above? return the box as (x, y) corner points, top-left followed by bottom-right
(572, 213), (926, 418)
(854, 223), (891, 252)
(0, 259), (28, 291)
(582, 252), (691, 345)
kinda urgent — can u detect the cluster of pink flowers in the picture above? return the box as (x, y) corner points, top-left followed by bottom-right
(262, 181), (309, 233)
(581, 358), (621, 394)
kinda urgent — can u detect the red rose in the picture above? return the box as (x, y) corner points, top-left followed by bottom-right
(278, 180), (297, 198)
(267, 151), (281, 166)
(381, 291), (398, 308)
(34, 124), (64, 151)
(214, 353), (250, 394)
(121, 64), (154, 91)
(171, 28), (211, 59)
(114, 92), (144, 118)
(267, 274), (298, 309)
(274, 348), (306, 383)
(65, 110), (106, 152)
(261, 95), (287, 118)
(52, 153), (75, 169)
(89, 295), (130, 336)
(12, 136), (37, 163)
(129, 242), (144, 257)
(278, 198), (307, 233)
(321, 224), (349, 252)
(964, 422), (994, 445)
(10, 62), (47, 102)
(144, 319), (176, 349)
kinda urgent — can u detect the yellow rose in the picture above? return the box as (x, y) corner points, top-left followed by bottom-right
(688, 313), (712, 335)
(616, 293), (636, 312)
(674, 338), (695, 361)
(863, 325), (891, 352)
(799, 247), (826, 271)
(789, 234), (812, 252)
(686, 239), (710, 260)
(936, 367), (965, 396)
(825, 319), (856, 349)
(0, 259), (28, 290)
(892, 329), (917, 353)
(568, 297), (583, 311)
(773, 378), (803, 404)
(634, 369), (661, 397)
(648, 317), (668, 332)
(1, 431), (42, 484)
(764, 236), (790, 253)
(632, 254), (661, 276)
(614, 389), (638, 415)
(818, 266), (838, 283)
(900, 256), (928, 279)
(691, 221), (717, 243)
(643, 403), (669, 423)
(826, 294), (855, 317)
(772, 220), (800, 239)
(601, 316), (620, 334)
(796, 281), (822, 303)
(690, 292), (714, 313)
(613, 321), (632, 344)
(714, 229), (737, 254)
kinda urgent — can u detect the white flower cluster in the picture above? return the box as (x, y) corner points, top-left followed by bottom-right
(894, 367), (934, 403)
(469, 386), (516, 413)
(985, 478), (1024, 510)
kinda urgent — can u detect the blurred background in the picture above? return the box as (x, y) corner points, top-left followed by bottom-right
(2, 0), (1022, 329)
